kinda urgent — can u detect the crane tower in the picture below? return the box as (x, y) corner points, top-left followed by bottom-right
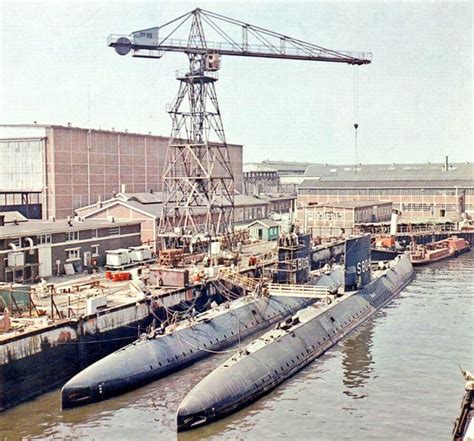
(108, 8), (371, 249)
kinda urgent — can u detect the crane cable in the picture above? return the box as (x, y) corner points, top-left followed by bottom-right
(353, 66), (359, 172)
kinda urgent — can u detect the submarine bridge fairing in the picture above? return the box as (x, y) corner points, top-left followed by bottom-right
(61, 232), (341, 408)
(177, 236), (415, 431)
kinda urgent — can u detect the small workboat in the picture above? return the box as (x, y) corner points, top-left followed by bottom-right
(410, 241), (451, 266)
(410, 236), (470, 266)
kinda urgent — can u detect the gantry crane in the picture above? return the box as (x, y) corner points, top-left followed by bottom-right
(107, 8), (371, 249)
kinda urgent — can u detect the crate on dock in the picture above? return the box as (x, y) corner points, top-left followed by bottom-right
(106, 249), (131, 268)
(159, 248), (184, 267)
(129, 246), (152, 262)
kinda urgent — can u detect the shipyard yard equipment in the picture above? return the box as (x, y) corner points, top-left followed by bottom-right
(107, 8), (371, 249)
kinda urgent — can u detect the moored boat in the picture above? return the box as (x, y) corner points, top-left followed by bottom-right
(176, 235), (414, 431)
(61, 231), (340, 408)
(410, 238), (451, 266)
(410, 236), (470, 266)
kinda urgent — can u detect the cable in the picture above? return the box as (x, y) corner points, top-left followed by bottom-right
(353, 66), (359, 171)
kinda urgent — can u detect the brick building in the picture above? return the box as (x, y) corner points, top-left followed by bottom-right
(75, 192), (271, 251)
(0, 218), (141, 282)
(0, 124), (243, 220)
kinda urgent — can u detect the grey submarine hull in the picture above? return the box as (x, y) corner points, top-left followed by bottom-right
(177, 253), (414, 431)
(61, 272), (341, 408)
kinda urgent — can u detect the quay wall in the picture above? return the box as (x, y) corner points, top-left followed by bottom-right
(0, 299), (152, 411)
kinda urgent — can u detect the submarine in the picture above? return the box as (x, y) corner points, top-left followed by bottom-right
(62, 231), (339, 408)
(177, 235), (414, 431)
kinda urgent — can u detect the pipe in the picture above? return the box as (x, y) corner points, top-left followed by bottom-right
(390, 211), (399, 236)
(24, 237), (35, 255)
(8, 243), (17, 250)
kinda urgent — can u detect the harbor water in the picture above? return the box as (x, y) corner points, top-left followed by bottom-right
(1, 251), (473, 440)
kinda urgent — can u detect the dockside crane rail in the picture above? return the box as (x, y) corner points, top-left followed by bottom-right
(107, 8), (371, 249)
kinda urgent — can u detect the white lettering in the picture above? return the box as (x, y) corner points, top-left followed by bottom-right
(356, 259), (370, 275)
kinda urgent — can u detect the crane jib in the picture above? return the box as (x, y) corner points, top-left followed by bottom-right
(109, 41), (371, 65)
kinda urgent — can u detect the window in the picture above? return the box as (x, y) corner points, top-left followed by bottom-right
(9, 237), (21, 247)
(91, 244), (100, 257)
(66, 248), (81, 262)
(37, 234), (51, 245)
(66, 231), (79, 241)
(109, 227), (120, 236)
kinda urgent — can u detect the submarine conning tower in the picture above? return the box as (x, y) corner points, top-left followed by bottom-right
(276, 228), (311, 285)
(344, 234), (372, 291)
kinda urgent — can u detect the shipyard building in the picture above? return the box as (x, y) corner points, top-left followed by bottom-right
(243, 160), (473, 222)
(0, 124), (243, 220)
(0, 216), (141, 282)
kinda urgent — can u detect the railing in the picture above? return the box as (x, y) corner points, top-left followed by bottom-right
(107, 34), (372, 63)
(268, 283), (332, 299)
(175, 69), (218, 80)
(219, 268), (260, 292)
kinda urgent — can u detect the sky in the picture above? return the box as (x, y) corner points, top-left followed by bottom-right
(0, 1), (472, 165)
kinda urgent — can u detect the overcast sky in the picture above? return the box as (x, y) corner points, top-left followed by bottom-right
(0, 1), (472, 165)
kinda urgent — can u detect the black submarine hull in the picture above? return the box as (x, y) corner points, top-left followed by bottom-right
(177, 253), (414, 431)
(61, 289), (339, 408)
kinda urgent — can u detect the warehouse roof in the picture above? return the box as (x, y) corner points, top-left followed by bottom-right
(261, 160), (311, 173)
(247, 219), (281, 229)
(310, 200), (392, 209)
(303, 162), (474, 182)
(119, 192), (163, 204)
(0, 218), (139, 239)
(82, 194), (269, 221)
(243, 163), (278, 173)
(0, 211), (28, 224)
(0, 124), (243, 147)
(299, 179), (474, 189)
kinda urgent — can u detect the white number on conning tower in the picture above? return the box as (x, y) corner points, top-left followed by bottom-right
(291, 257), (310, 271)
(356, 259), (370, 275)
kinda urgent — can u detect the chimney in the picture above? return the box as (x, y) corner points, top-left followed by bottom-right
(67, 122), (72, 128)
(445, 155), (449, 171)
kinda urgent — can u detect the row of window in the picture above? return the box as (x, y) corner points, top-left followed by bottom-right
(307, 212), (344, 221)
(300, 188), (472, 196)
(5, 228), (121, 249)
(400, 203), (458, 212)
(66, 245), (100, 262)
(0, 192), (42, 205)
